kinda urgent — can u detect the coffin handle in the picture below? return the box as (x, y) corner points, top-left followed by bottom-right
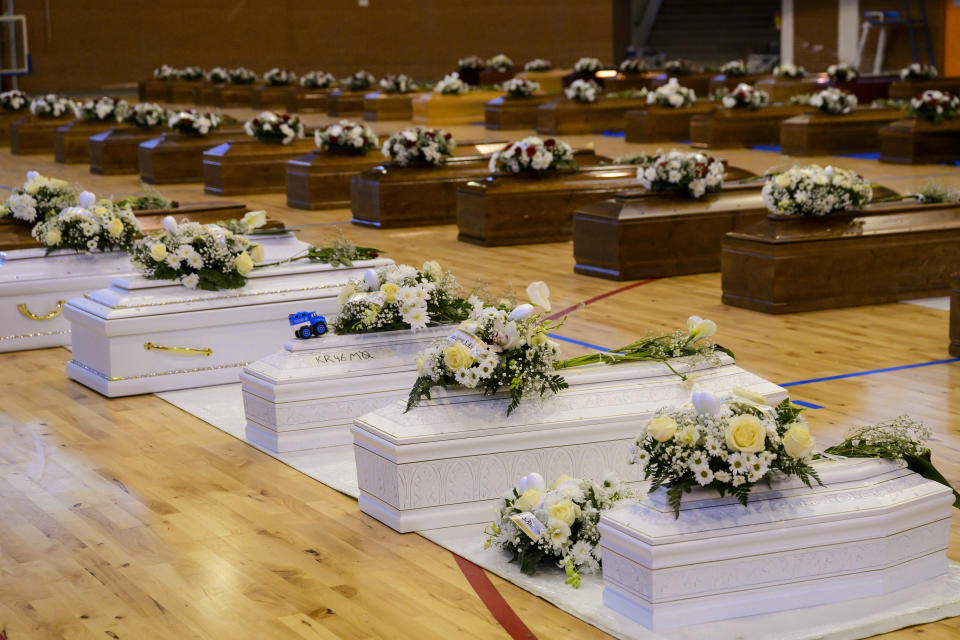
(17, 300), (66, 321)
(143, 341), (213, 357)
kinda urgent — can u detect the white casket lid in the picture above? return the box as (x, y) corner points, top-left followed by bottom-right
(0, 248), (133, 288)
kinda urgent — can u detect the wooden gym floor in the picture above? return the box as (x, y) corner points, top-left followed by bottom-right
(0, 104), (958, 639)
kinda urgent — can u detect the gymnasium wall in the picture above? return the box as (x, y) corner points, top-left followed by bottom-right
(12, 0), (619, 94)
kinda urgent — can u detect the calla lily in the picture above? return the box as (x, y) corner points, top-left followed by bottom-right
(687, 315), (717, 342)
(519, 472), (546, 492)
(363, 269), (380, 291)
(242, 210), (267, 229)
(692, 389), (723, 415)
(508, 303), (535, 321)
(733, 387), (767, 405)
(79, 191), (96, 209)
(527, 281), (551, 311)
(162, 215), (178, 233)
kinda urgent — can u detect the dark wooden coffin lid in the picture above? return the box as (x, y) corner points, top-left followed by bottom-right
(782, 107), (906, 125)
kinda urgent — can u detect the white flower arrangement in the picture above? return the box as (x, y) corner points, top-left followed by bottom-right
(827, 62), (858, 82)
(343, 70), (375, 91)
(379, 73), (417, 94)
(381, 126), (455, 166)
(647, 78), (695, 108)
(564, 79), (600, 103)
(227, 67), (258, 85)
(434, 72), (470, 95)
(458, 55), (484, 70)
(635, 149), (725, 199)
(524, 59), (552, 72)
(243, 111), (305, 144)
(153, 65), (178, 80)
(809, 87), (858, 114)
(168, 110), (223, 136)
(900, 63), (938, 80)
(32, 191), (141, 254)
(0, 89), (28, 111)
(484, 472), (632, 587)
(333, 262), (471, 334)
(502, 78), (541, 98)
(300, 70), (337, 88)
(206, 67), (229, 83)
(573, 57), (604, 73)
(489, 136), (576, 174)
(29, 94), (73, 118)
(720, 59), (747, 76)
(631, 390), (820, 517)
(720, 83), (769, 110)
(0, 171), (78, 226)
(909, 89), (958, 124)
(120, 103), (168, 128)
(663, 58), (693, 75)
(130, 216), (264, 290)
(486, 54), (514, 71)
(619, 57), (647, 74)
(72, 96), (128, 122)
(773, 63), (807, 79)
(263, 68), (296, 86)
(761, 164), (873, 216)
(178, 66), (204, 81)
(315, 119), (378, 154)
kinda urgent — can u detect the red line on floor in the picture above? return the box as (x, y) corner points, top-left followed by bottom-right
(453, 553), (538, 640)
(547, 278), (661, 321)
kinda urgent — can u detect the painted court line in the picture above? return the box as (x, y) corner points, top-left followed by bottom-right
(780, 358), (960, 387)
(546, 278), (660, 321)
(453, 554), (537, 640)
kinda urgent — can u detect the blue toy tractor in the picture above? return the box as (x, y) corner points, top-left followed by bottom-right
(289, 311), (328, 339)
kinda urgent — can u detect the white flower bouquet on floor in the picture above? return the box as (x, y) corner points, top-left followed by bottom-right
(909, 90), (958, 124)
(263, 68), (296, 86)
(206, 67), (229, 83)
(153, 65), (178, 80)
(178, 66), (204, 81)
(489, 136), (576, 174)
(434, 72), (470, 95)
(761, 164), (872, 216)
(635, 149), (725, 199)
(647, 78), (695, 108)
(720, 83), (769, 109)
(458, 55), (484, 71)
(32, 191), (141, 254)
(619, 57), (647, 74)
(243, 111), (305, 144)
(720, 59), (747, 76)
(484, 472), (633, 587)
(379, 73), (417, 94)
(524, 58), (552, 72)
(900, 63), (937, 80)
(809, 87), (858, 114)
(343, 70), (375, 91)
(827, 62), (858, 82)
(0, 89), (28, 112)
(564, 79), (600, 103)
(502, 78), (540, 97)
(664, 58), (694, 75)
(315, 119), (378, 154)
(300, 71), (337, 88)
(631, 391), (821, 517)
(382, 126), (455, 166)
(333, 261), (471, 334)
(486, 54), (513, 71)
(1, 171), (79, 226)
(168, 110), (223, 136)
(121, 103), (168, 128)
(773, 63), (807, 79)
(227, 67), (258, 85)
(30, 94), (72, 118)
(130, 216), (263, 290)
(573, 57), (604, 73)
(73, 96), (128, 122)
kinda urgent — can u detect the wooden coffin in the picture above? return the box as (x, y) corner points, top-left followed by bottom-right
(562, 70), (606, 88)
(721, 201), (960, 313)
(888, 77), (960, 100)
(827, 75), (896, 102)
(573, 182), (767, 280)
(648, 72), (715, 96)
(362, 91), (422, 121)
(193, 82), (220, 105)
(212, 85), (256, 108)
(478, 67), (516, 86)
(515, 69), (570, 94)
(754, 77), (816, 103)
(203, 137), (317, 196)
(168, 80), (202, 104)
(327, 89), (367, 117)
(537, 96), (650, 134)
(254, 85), (295, 110)
(950, 273), (960, 357)
(138, 126), (245, 185)
(138, 79), (169, 102)
(601, 73), (664, 93)
(879, 117), (960, 164)
(624, 102), (715, 142)
(89, 125), (165, 174)
(9, 115), (74, 155)
(54, 120), (116, 164)
(707, 73), (769, 94)
(0, 110), (27, 145)
(690, 104), (810, 149)
(780, 108), (905, 156)
(288, 87), (333, 113)
(484, 94), (556, 130)
(411, 91), (503, 125)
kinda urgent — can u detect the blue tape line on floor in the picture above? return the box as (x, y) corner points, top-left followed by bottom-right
(548, 334), (609, 351)
(751, 145), (781, 152)
(781, 358), (960, 387)
(601, 130), (626, 138)
(790, 400), (824, 410)
(835, 151), (880, 160)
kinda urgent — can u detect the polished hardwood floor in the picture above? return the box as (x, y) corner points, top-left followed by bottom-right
(1, 102), (958, 639)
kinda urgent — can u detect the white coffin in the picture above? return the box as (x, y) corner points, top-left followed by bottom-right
(242, 324), (455, 453)
(0, 233), (309, 353)
(63, 240), (393, 397)
(598, 458), (954, 630)
(352, 354), (785, 532)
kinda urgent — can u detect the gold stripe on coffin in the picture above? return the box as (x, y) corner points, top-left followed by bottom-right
(83, 280), (350, 310)
(68, 358), (250, 382)
(0, 328), (69, 341)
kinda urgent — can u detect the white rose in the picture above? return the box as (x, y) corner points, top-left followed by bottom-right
(422, 260), (442, 280)
(782, 423), (816, 459)
(646, 415), (678, 442)
(363, 269), (380, 291)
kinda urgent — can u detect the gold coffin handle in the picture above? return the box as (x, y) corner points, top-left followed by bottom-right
(143, 341), (213, 357)
(18, 300), (66, 321)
